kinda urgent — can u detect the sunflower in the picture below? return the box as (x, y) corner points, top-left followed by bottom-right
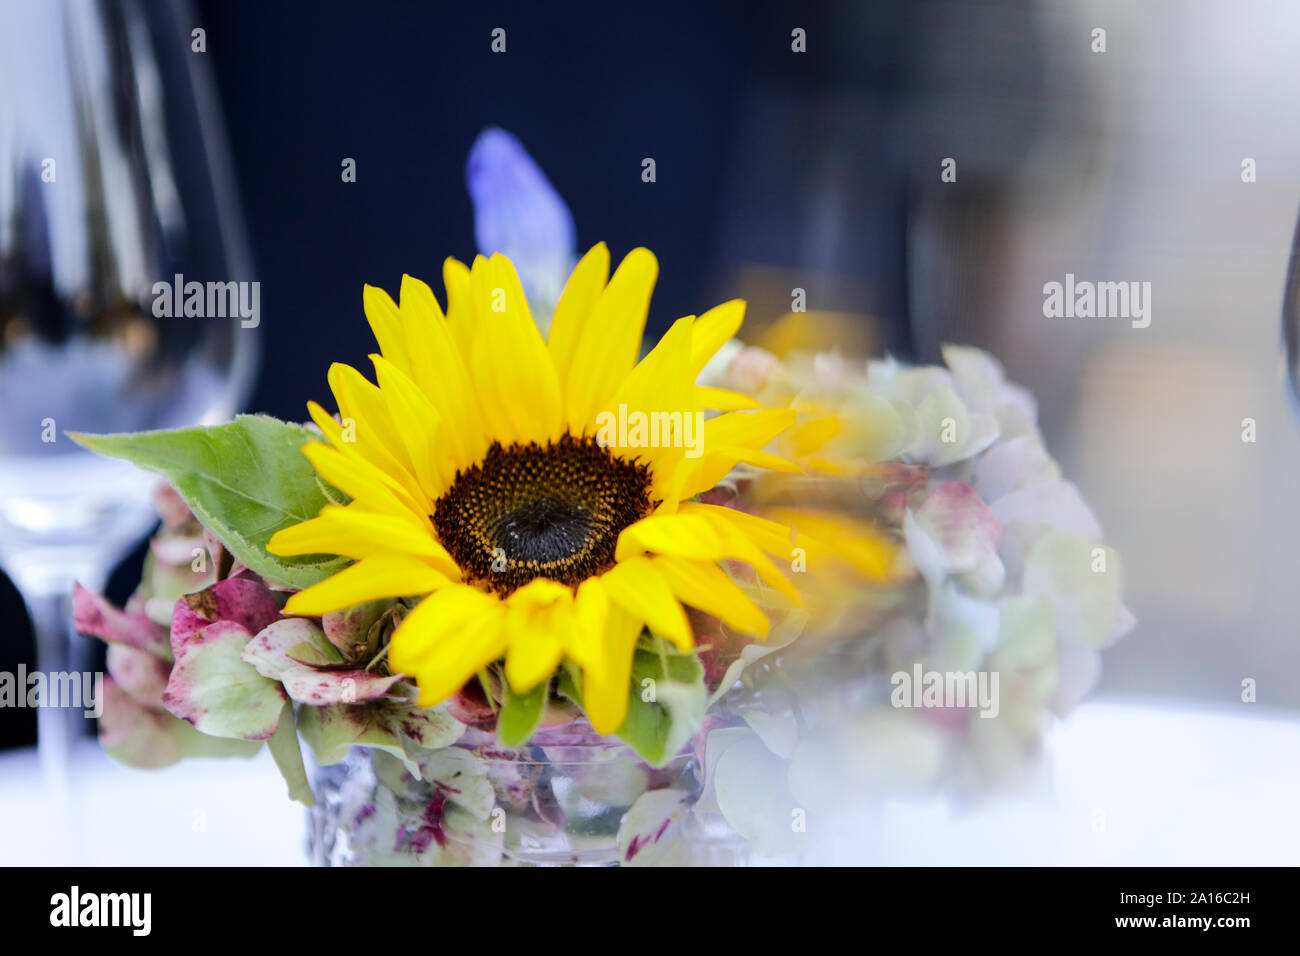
(266, 243), (805, 733)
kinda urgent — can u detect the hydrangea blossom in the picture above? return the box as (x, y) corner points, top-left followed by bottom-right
(694, 341), (1135, 845)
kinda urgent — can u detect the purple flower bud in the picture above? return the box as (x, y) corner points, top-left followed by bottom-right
(466, 128), (575, 327)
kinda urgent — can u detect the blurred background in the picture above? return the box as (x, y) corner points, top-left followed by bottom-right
(2, 0), (1300, 862)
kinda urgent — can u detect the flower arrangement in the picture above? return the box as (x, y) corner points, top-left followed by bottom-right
(681, 343), (1135, 855)
(71, 129), (1130, 866)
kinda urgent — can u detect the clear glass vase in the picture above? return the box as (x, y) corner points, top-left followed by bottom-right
(307, 721), (751, 867)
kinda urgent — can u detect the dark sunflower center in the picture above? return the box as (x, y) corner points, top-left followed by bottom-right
(433, 434), (652, 596)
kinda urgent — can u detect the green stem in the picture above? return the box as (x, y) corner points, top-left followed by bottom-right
(479, 669), (499, 715)
(365, 643), (391, 673)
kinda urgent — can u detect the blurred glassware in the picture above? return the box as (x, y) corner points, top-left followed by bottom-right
(308, 725), (721, 867)
(1283, 205), (1300, 417)
(0, 0), (257, 813)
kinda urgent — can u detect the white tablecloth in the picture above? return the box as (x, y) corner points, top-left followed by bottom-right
(2, 697), (1296, 866)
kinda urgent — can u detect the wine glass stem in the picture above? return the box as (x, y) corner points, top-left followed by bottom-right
(15, 562), (107, 862)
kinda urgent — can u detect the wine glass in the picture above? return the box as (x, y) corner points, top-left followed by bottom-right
(0, 0), (257, 840)
(1283, 205), (1300, 416)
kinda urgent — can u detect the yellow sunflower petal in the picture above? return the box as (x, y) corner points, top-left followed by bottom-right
(283, 552), (453, 617)
(688, 299), (745, 377)
(607, 314), (696, 425)
(370, 354), (453, 496)
(567, 577), (609, 672)
(702, 407), (798, 450)
(397, 274), (486, 470)
(559, 247), (658, 432)
(306, 400), (346, 445)
(389, 585), (508, 706)
(600, 556), (691, 651)
(615, 511), (724, 562)
(697, 386), (761, 411)
(681, 502), (794, 558)
(307, 400), (422, 506)
(676, 408), (799, 499)
(691, 445), (801, 493)
(268, 504), (457, 573)
(548, 242), (610, 407)
(764, 507), (898, 580)
(468, 253), (564, 445)
(299, 441), (424, 517)
(616, 507), (800, 604)
(781, 415), (842, 459)
(442, 256), (476, 359)
(649, 554), (770, 638)
(571, 578), (640, 734)
(502, 579), (573, 692)
(603, 315), (698, 500)
(361, 284), (411, 375)
(327, 362), (426, 503)
(685, 505), (802, 604)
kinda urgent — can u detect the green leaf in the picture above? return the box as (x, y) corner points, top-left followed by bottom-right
(556, 663), (583, 706)
(69, 415), (349, 590)
(558, 644), (706, 768)
(615, 644), (706, 768)
(636, 638), (704, 685)
(496, 677), (549, 748)
(267, 701), (313, 807)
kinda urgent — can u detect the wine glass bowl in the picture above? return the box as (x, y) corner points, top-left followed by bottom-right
(0, 0), (256, 573)
(0, 0), (257, 797)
